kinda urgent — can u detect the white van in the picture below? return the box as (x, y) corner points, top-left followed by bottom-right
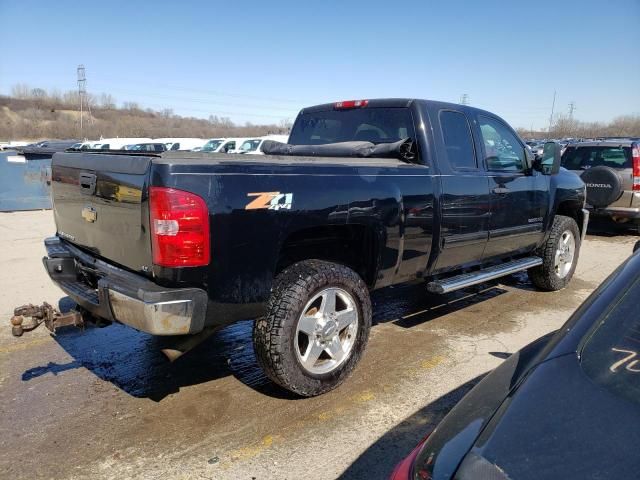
(235, 135), (289, 155)
(93, 138), (153, 150)
(202, 138), (252, 154)
(153, 138), (207, 151)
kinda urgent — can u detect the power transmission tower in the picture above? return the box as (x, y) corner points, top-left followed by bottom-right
(77, 65), (86, 137)
(568, 101), (576, 119)
(548, 90), (556, 134)
(77, 65), (93, 139)
(460, 93), (469, 105)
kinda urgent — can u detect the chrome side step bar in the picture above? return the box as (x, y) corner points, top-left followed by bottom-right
(427, 257), (543, 294)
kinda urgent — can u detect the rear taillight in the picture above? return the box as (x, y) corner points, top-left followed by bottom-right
(632, 143), (640, 191)
(149, 187), (210, 267)
(390, 434), (431, 480)
(334, 99), (368, 109)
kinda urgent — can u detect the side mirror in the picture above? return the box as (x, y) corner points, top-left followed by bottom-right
(534, 141), (562, 175)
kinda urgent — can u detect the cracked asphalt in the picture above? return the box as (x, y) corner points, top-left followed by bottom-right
(0, 211), (637, 479)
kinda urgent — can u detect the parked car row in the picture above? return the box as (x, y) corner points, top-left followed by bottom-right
(69, 134), (290, 154)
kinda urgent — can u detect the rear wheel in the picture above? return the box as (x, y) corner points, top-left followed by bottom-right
(528, 215), (581, 291)
(253, 260), (371, 397)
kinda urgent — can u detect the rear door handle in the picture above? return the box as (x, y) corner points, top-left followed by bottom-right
(492, 187), (510, 195)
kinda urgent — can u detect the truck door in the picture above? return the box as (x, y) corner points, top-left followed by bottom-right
(431, 109), (491, 272)
(474, 114), (548, 259)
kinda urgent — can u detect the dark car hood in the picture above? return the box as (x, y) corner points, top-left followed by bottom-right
(414, 332), (559, 480)
(414, 253), (640, 480)
(470, 353), (640, 479)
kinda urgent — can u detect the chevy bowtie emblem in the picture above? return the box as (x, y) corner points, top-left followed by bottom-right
(82, 206), (97, 223)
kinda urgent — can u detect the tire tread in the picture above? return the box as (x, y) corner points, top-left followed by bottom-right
(253, 260), (371, 397)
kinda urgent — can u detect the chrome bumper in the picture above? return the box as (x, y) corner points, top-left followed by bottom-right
(107, 288), (204, 336)
(43, 237), (207, 335)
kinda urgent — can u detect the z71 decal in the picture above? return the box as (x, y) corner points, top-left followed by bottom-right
(245, 192), (294, 211)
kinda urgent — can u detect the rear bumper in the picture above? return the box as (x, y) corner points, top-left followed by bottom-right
(42, 237), (207, 335)
(586, 205), (640, 220)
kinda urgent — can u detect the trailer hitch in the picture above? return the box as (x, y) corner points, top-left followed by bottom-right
(10, 302), (84, 337)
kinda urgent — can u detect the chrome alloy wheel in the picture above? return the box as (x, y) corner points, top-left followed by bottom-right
(294, 287), (359, 375)
(554, 230), (576, 278)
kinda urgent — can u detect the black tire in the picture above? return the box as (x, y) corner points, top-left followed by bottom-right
(528, 215), (581, 291)
(253, 260), (372, 397)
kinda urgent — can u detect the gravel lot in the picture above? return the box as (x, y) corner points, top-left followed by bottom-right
(0, 210), (637, 480)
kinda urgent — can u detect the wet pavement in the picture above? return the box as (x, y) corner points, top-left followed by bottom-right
(0, 211), (637, 479)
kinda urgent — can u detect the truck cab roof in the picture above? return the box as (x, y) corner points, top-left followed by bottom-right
(299, 98), (499, 119)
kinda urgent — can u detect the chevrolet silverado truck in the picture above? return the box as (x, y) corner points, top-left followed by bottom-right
(31, 98), (588, 396)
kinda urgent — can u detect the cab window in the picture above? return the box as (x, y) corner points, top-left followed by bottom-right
(289, 108), (416, 146)
(478, 116), (525, 172)
(439, 110), (477, 170)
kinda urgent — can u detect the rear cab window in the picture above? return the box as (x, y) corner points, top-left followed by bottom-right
(581, 271), (640, 406)
(288, 107), (417, 148)
(561, 146), (631, 170)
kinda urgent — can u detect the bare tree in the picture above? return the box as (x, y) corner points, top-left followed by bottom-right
(11, 83), (31, 99)
(100, 93), (116, 109)
(122, 101), (140, 111)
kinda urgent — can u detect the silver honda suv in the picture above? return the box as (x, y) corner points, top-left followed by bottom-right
(561, 140), (640, 229)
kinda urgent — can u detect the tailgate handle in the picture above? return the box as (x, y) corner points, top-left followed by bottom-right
(79, 173), (96, 195)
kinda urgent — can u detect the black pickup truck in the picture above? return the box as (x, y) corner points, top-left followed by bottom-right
(37, 98), (587, 396)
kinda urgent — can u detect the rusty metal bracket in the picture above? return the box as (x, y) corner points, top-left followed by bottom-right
(10, 302), (84, 337)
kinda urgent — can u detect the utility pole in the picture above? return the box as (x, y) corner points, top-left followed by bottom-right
(548, 90), (556, 135)
(460, 93), (469, 105)
(568, 101), (576, 119)
(77, 65), (86, 139)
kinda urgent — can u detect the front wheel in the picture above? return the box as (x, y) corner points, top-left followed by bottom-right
(253, 260), (372, 397)
(528, 215), (581, 291)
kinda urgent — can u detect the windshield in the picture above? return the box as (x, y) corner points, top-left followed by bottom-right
(581, 267), (640, 406)
(561, 146), (631, 170)
(202, 139), (224, 152)
(239, 139), (261, 152)
(288, 107), (415, 145)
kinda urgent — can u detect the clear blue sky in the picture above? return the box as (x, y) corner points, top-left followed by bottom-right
(1, 0), (638, 129)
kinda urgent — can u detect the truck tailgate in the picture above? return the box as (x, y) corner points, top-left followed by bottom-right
(51, 152), (153, 272)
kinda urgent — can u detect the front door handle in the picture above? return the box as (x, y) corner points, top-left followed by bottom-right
(492, 187), (510, 195)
